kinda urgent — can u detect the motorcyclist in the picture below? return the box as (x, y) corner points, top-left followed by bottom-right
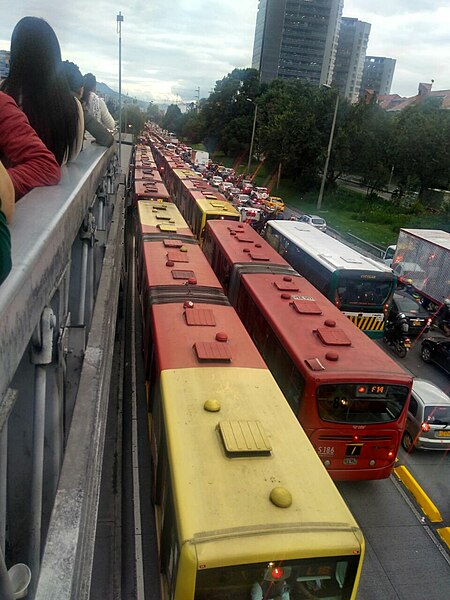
(385, 312), (409, 342)
(436, 299), (450, 335)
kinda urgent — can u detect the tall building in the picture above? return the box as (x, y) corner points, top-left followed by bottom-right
(333, 17), (371, 103)
(251, 0), (344, 87)
(360, 56), (396, 97)
(0, 50), (10, 80)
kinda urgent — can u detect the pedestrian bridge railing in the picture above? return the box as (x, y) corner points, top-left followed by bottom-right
(0, 143), (124, 600)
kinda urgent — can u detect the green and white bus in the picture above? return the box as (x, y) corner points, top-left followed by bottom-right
(264, 221), (396, 338)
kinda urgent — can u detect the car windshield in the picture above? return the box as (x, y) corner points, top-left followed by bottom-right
(317, 383), (409, 424)
(395, 295), (423, 313)
(424, 406), (450, 425)
(312, 218), (325, 225)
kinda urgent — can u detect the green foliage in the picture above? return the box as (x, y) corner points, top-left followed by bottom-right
(120, 104), (145, 134)
(162, 104), (183, 134)
(177, 66), (450, 231)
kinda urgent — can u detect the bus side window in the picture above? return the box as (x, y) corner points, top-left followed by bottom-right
(265, 330), (304, 415)
(161, 488), (180, 597)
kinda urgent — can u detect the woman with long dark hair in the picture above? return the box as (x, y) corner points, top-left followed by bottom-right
(1, 16), (83, 165)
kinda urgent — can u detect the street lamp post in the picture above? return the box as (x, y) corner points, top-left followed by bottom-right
(117, 11), (124, 162)
(247, 99), (258, 175)
(317, 91), (339, 211)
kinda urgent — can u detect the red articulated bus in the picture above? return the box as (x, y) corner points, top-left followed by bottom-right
(138, 209), (229, 378)
(203, 220), (413, 481)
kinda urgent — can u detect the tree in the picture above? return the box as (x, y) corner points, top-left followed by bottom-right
(120, 104), (145, 134)
(162, 104), (183, 134)
(146, 102), (163, 126)
(200, 68), (262, 156)
(390, 102), (450, 194)
(344, 99), (392, 195)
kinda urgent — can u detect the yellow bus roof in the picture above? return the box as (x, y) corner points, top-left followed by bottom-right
(160, 367), (363, 567)
(195, 198), (240, 217)
(137, 199), (189, 229)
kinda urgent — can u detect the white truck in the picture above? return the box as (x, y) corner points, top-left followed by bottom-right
(390, 228), (450, 304)
(191, 150), (209, 167)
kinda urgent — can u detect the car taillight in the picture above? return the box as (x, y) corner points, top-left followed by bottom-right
(421, 422), (431, 432)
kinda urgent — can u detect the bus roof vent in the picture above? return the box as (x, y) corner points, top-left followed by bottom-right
(291, 297), (321, 313)
(218, 420), (272, 457)
(194, 341), (232, 362)
(316, 327), (352, 346)
(171, 269), (195, 279)
(167, 250), (190, 263)
(274, 281), (300, 292)
(305, 358), (325, 371)
(210, 201), (226, 208)
(185, 308), (216, 326)
(155, 214), (172, 221)
(164, 239), (183, 248)
(249, 252), (270, 261)
(158, 224), (177, 232)
(341, 256), (363, 264)
(150, 203), (167, 211)
(236, 235), (254, 243)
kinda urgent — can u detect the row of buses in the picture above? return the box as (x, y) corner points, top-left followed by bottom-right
(132, 166), (365, 598)
(140, 132), (412, 481)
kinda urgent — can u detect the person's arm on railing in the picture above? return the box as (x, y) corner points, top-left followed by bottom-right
(0, 91), (61, 200)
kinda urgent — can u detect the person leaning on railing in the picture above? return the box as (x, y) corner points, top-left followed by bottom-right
(62, 61), (114, 148)
(0, 16), (83, 165)
(0, 90), (61, 285)
(0, 161), (14, 285)
(0, 91), (61, 200)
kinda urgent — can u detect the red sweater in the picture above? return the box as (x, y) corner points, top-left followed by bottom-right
(0, 92), (61, 198)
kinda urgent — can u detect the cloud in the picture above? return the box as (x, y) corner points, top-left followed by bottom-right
(0, 1), (258, 104)
(1, 2), (448, 104)
(343, 2), (450, 96)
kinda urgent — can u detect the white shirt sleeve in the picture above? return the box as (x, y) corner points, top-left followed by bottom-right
(62, 97), (84, 165)
(98, 97), (116, 130)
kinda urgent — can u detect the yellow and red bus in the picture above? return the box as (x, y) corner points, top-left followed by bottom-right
(203, 220), (412, 481)
(135, 197), (365, 599)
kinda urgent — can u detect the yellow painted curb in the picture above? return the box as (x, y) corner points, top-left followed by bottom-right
(437, 528), (450, 549)
(394, 465), (443, 523)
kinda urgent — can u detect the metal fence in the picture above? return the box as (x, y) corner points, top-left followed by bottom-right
(0, 144), (124, 599)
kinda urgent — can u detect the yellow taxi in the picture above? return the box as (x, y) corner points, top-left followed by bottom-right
(263, 195), (285, 212)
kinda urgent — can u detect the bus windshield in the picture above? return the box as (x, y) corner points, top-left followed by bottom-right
(195, 555), (359, 599)
(336, 277), (392, 307)
(206, 213), (240, 222)
(317, 383), (410, 424)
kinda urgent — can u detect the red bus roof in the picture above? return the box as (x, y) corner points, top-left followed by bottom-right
(206, 222), (411, 384)
(134, 167), (162, 182)
(206, 220), (290, 266)
(142, 239), (224, 292)
(152, 302), (267, 371)
(134, 180), (171, 201)
(241, 272), (411, 382)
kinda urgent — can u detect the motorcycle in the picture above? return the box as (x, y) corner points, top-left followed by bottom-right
(383, 314), (411, 358)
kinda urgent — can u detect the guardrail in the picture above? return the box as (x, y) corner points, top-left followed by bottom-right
(344, 231), (386, 259)
(0, 144), (124, 599)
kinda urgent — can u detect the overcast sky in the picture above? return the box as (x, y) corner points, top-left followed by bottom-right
(1, 1), (449, 105)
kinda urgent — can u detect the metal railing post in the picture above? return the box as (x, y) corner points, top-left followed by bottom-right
(29, 308), (56, 595)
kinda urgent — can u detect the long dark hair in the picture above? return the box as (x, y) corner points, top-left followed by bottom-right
(1, 17), (79, 164)
(81, 72), (97, 105)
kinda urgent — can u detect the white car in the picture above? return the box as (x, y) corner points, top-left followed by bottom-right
(211, 176), (223, 187)
(299, 214), (327, 231)
(237, 206), (262, 222)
